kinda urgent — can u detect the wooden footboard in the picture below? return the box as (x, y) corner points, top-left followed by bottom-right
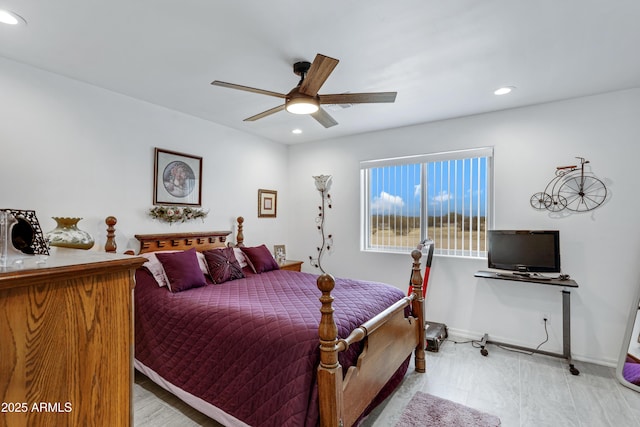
(318, 248), (426, 427)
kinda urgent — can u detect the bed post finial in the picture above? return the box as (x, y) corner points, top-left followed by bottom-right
(317, 273), (343, 427)
(411, 248), (426, 373)
(105, 216), (117, 253)
(235, 216), (245, 247)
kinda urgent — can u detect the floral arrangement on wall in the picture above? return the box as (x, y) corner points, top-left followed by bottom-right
(148, 206), (208, 224)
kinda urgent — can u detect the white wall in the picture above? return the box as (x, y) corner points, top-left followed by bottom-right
(0, 56), (290, 252)
(288, 88), (640, 366)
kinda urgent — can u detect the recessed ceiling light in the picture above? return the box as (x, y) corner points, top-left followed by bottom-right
(0, 10), (27, 26)
(291, 129), (303, 134)
(494, 86), (516, 96)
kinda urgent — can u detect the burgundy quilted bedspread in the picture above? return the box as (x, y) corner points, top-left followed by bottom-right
(134, 267), (408, 427)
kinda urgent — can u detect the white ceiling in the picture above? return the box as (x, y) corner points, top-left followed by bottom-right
(1, 0), (639, 144)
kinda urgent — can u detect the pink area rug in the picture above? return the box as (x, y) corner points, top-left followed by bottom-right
(395, 392), (501, 427)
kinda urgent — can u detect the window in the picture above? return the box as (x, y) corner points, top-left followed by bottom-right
(360, 147), (492, 258)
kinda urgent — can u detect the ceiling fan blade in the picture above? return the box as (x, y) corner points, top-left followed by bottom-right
(243, 104), (286, 122)
(299, 54), (339, 97)
(310, 107), (338, 128)
(319, 92), (397, 104)
(211, 81), (287, 99)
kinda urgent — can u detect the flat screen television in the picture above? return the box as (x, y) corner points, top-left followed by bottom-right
(487, 230), (560, 273)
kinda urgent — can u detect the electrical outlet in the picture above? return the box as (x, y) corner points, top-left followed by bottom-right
(541, 313), (550, 325)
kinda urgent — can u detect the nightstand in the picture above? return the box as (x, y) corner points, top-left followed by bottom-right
(278, 260), (303, 272)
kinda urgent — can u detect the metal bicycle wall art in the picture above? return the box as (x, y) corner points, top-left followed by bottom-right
(530, 157), (607, 213)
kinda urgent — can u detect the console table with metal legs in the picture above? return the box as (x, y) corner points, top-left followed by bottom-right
(474, 271), (580, 375)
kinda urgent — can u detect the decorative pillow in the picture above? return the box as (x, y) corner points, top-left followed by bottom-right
(141, 250), (208, 287)
(233, 247), (248, 268)
(240, 244), (280, 274)
(155, 248), (207, 292)
(203, 247), (245, 284)
(141, 252), (171, 287)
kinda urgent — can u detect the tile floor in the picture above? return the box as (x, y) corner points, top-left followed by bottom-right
(134, 337), (640, 426)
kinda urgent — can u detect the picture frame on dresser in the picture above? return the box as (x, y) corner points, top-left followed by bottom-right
(273, 244), (286, 262)
(153, 148), (202, 206)
(258, 189), (277, 218)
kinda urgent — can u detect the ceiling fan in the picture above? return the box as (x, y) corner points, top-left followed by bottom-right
(211, 53), (397, 128)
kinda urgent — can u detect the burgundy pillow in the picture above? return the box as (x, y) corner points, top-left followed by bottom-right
(203, 247), (245, 284)
(240, 244), (280, 274)
(155, 248), (207, 292)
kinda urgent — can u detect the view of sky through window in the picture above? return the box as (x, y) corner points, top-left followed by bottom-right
(365, 156), (488, 256)
(370, 158), (487, 218)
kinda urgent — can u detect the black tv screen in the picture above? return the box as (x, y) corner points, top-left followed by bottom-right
(487, 230), (560, 273)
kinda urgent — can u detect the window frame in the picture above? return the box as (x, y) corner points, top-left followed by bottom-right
(360, 147), (494, 258)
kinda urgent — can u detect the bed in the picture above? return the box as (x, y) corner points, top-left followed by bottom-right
(109, 216), (426, 427)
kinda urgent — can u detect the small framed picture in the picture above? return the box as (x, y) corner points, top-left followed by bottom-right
(258, 189), (277, 218)
(273, 244), (286, 259)
(154, 148), (202, 206)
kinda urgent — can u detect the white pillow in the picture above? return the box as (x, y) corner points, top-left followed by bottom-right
(233, 247), (248, 268)
(141, 250), (209, 287)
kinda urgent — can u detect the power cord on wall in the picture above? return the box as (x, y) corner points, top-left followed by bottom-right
(496, 318), (549, 356)
(444, 318), (550, 356)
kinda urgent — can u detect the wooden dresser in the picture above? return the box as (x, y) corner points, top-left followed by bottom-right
(0, 249), (145, 427)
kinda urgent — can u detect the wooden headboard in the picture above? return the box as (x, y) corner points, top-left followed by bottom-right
(105, 216), (245, 254)
(135, 231), (231, 254)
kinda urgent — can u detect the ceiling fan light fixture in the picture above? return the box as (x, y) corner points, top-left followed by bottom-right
(285, 97), (319, 115)
(212, 53), (395, 128)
